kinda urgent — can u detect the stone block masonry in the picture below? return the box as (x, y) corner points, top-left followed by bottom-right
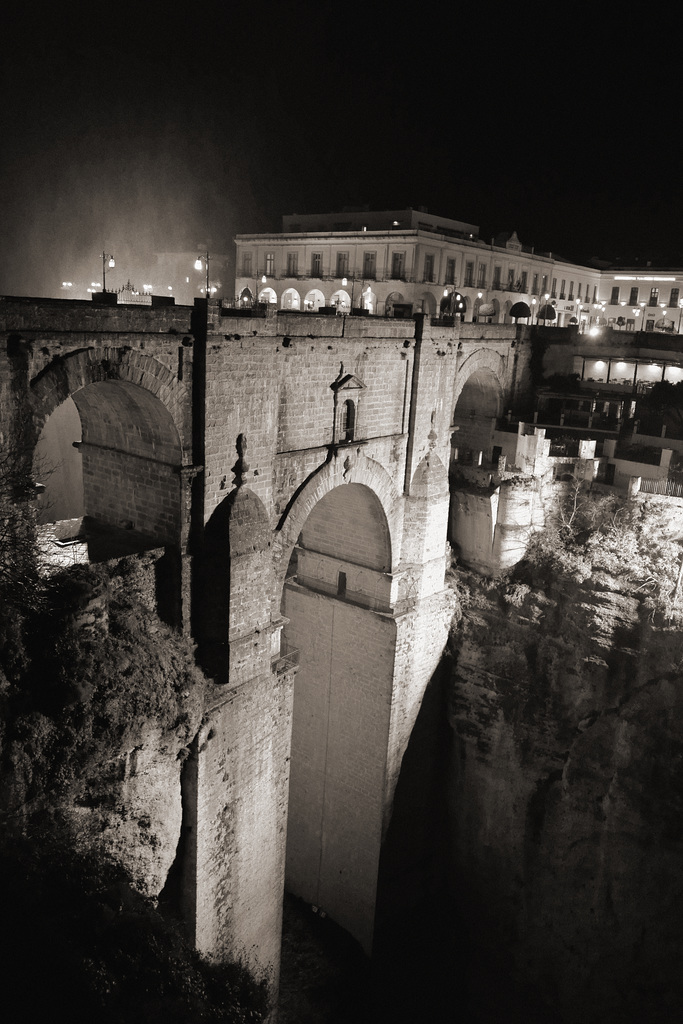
(1, 297), (532, 1012)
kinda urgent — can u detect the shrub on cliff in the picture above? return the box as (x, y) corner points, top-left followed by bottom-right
(0, 560), (205, 812)
(521, 482), (683, 619)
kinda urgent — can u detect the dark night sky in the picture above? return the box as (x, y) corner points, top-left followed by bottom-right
(2, 2), (681, 299)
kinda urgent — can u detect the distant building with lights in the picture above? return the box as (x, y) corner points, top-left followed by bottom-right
(233, 209), (683, 333)
(234, 208), (605, 326)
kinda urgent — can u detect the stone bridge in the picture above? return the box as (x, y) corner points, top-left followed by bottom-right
(1, 296), (532, 996)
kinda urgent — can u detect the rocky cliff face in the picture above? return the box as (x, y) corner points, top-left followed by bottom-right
(447, 565), (683, 1023)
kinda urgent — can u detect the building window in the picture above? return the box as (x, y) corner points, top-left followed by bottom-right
(336, 251), (349, 278)
(242, 253), (252, 276)
(532, 273), (539, 294)
(592, 286), (597, 303)
(463, 261), (474, 287)
(424, 254), (435, 282)
(391, 251), (405, 279)
(265, 253), (274, 276)
(577, 282), (582, 299)
(649, 287), (659, 306)
(629, 286), (639, 305)
(363, 252), (376, 279)
(569, 281), (574, 300)
(508, 268), (515, 290)
(541, 275), (548, 294)
(669, 287), (680, 307)
(551, 278), (557, 298)
(445, 257), (456, 285)
(311, 252), (322, 277)
(493, 266), (502, 289)
(286, 252), (298, 277)
(341, 398), (356, 441)
(610, 286), (620, 305)
(520, 270), (527, 292)
(478, 264), (487, 288)
(560, 279), (566, 299)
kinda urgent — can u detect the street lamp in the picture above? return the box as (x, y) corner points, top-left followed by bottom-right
(195, 252), (211, 299)
(678, 299), (683, 333)
(100, 252), (115, 292)
(639, 300), (646, 331)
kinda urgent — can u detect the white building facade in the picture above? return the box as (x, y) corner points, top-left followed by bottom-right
(234, 208), (606, 326)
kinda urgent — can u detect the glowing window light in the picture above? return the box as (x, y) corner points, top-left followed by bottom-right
(595, 360), (605, 369)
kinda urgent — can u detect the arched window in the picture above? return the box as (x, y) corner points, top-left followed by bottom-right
(341, 398), (356, 441)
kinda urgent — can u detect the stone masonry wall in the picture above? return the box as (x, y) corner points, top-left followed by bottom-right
(80, 444), (180, 542)
(193, 668), (294, 1002)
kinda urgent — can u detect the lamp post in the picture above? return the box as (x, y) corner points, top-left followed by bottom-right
(195, 252), (211, 299)
(640, 300), (646, 331)
(100, 252), (115, 292)
(678, 299), (683, 333)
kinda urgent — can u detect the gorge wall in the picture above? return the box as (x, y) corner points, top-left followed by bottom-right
(445, 551), (683, 1023)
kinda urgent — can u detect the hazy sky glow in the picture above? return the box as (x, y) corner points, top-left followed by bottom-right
(2, 3), (681, 299)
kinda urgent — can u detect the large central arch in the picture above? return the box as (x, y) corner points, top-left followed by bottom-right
(279, 466), (400, 953)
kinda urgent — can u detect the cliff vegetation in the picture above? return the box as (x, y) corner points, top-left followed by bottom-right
(0, 545), (267, 1023)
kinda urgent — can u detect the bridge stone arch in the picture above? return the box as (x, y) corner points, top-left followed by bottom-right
(451, 347), (507, 465)
(271, 452), (409, 953)
(29, 346), (190, 448)
(273, 451), (404, 590)
(29, 347), (191, 591)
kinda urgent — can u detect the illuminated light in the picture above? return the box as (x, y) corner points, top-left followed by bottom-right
(108, 257), (115, 268)
(168, 286), (173, 291)
(342, 277), (348, 286)
(444, 289), (449, 297)
(261, 275), (267, 283)
(62, 281), (72, 287)
(595, 360), (605, 368)
(143, 284), (153, 292)
(92, 282), (99, 287)
(186, 277), (190, 283)
(589, 327), (600, 337)
(616, 362), (626, 370)
(477, 292), (483, 298)
(614, 275), (676, 282)
(194, 258), (203, 271)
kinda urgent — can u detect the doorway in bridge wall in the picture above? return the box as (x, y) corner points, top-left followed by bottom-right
(34, 380), (183, 565)
(280, 482), (396, 953)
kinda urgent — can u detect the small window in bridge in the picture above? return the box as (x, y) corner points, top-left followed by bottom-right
(342, 399), (356, 441)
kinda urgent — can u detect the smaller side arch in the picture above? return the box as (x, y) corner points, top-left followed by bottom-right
(29, 346), (190, 454)
(452, 347), (507, 412)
